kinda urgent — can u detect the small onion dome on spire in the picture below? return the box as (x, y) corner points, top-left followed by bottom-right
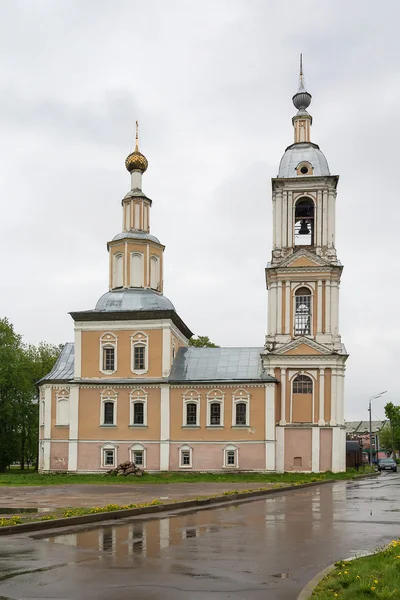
(292, 53), (312, 110)
(125, 121), (148, 173)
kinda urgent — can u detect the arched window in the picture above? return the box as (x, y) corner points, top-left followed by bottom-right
(134, 203), (140, 229)
(131, 332), (149, 374)
(180, 444), (193, 468)
(292, 374), (313, 423)
(125, 202), (131, 230)
(130, 443), (146, 468)
(56, 397), (69, 426)
(113, 253), (123, 288)
(150, 256), (160, 290)
(100, 333), (117, 374)
(183, 390), (200, 427)
(294, 287), (312, 335)
(186, 403), (197, 425)
(293, 375), (313, 394)
(101, 443), (117, 468)
(232, 390), (250, 426)
(223, 444), (238, 468)
(207, 390), (224, 426)
(100, 389), (117, 426)
(130, 253), (144, 288)
(294, 198), (314, 246)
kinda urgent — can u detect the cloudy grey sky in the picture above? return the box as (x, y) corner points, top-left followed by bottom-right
(0, 0), (398, 420)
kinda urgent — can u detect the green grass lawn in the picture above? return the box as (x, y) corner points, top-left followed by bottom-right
(310, 540), (400, 599)
(0, 467), (374, 486)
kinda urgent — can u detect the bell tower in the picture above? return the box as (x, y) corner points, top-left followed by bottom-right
(263, 57), (348, 473)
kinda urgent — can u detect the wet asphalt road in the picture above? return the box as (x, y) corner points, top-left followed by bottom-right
(0, 473), (400, 600)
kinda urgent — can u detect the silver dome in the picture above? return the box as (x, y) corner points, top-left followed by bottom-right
(95, 288), (175, 312)
(112, 231), (161, 244)
(278, 142), (330, 178)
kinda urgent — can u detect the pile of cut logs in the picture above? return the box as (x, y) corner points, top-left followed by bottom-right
(106, 461), (144, 477)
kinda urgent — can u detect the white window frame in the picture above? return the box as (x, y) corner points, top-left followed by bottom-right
(101, 443), (117, 468)
(130, 252), (144, 288)
(40, 399), (45, 426)
(206, 389), (224, 427)
(99, 333), (118, 374)
(150, 255), (160, 290)
(289, 370), (316, 423)
(129, 389), (148, 427)
(130, 443), (146, 468)
(182, 390), (200, 427)
(179, 445), (193, 468)
(232, 389), (250, 427)
(223, 444), (238, 468)
(293, 284), (313, 337)
(112, 252), (123, 289)
(131, 332), (149, 375)
(55, 390), (70, 426)
(100, 389), (118, 426)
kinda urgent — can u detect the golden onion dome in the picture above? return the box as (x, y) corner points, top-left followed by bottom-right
(125, 150), (148, 173)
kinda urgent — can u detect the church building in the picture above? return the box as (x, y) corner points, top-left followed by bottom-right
(39, 65), (348, 473)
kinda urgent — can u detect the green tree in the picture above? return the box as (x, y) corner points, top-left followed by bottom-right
(384, 402), (400, 456)
(189, 336), (219, 348)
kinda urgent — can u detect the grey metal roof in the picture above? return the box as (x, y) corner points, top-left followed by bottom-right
(95, 288), (175, 312)
(111, 231), (161, 244)
(39, 342), (74, 382)
(169, 347), (275, 382)
(278, 142), (330, 177)
(123, 188), (152, 202)
(346, 420), (387, 434)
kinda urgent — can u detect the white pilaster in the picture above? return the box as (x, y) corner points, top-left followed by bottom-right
(267, 284), (272, 335)
(330, 368), (337, 426)
(325, 280), (331, 333)
(285, 282), (290, 334)
(282, 191), (287, 247)
(276, 191), (282, 249)
(276, 426), (285, 473)
(265, 383), (276, 470)
(270, 282), (277, 335)
(68, 385), (79, 471)
(317, 279), (323, 334)
(74, 329), (81, 379)
(318, 368), (325, 426)
(277, 281), (282, 335)
(331, 281), (338, 335)
(131, 170), (142, 190)
(160, 385), (170, 470)
(322, 190), (328, 246)
(162, 325), (171, 377)
(280, 368), (287, 425)
(312, 427), (320, 473)
(329, 190), (336, 247)
(316, 190), (322, 247)
(331, 427), (341, 473)
(43, 386), (52, 471)
(272, 193), (276, 249)
(336, 370), (344, 425)
(287, 191), (293, 247)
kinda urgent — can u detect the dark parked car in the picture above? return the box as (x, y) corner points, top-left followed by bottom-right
(378, 458), (397, 472)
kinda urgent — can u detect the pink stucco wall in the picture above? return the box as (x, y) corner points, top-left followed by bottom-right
(169, 443), (265, 471)
(284, 428), (312, 471)
(50, 442), (68, 470)
(77, 442), (160, 471)
(319, 428), (333, 472)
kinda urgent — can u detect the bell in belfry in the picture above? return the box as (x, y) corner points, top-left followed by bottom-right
(298, 219), (310, 235)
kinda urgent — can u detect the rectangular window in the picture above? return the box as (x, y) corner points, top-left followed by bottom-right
(133, 402), (144, 425)
(295, 295), (311, 335)
(134, 345), (145, 370)
(133, 450), (143, 466)
(181, 450), (191, 466)
(235, 403), (247, 425)
(210, 403), (221, 425)
(226, 450), (236, 466)
(103, 347), (115, 371)
(103, 401), (114, 425)
(104, 449), (115, 466)
(186, 403), (197, 425)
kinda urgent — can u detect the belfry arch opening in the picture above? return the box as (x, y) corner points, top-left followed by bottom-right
(294, 198), (314, 246)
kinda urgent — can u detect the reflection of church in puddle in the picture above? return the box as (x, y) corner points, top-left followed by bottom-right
(39, 60), (347, 473)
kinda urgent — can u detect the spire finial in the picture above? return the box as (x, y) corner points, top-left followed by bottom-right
(135, 120), (139, 151)
(299, 53), (303, 84)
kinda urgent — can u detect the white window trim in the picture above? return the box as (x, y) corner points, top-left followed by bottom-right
(182, 391), (200, 427)
(40, 400), (45, 426)
(150, 255), (160, 290)
(232, 390), (250, 426)
(290, 371), (316, 424)
(100, 389), (118, 426)
(112, 252), (123, 289)
(293, 284), (313, 338)
(55, 391), (70, 426)
(130, 443), (146, 468)
(131, 332), (149, 375)
(130, 251), (144, 288)
(99, 333), (118, 375)
(206, 389), (224, 426)
(179, 444), (193, 468)
(129, 389), (148, 426)
(223, 444), (238, 468)
(101, 443), (117, 468)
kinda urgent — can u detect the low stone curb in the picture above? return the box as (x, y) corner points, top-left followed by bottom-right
(0, 472), (377, 537)
(297, 564), (335, 600)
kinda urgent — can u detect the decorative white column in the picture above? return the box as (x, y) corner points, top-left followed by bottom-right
(330, 368), (337, 426)
(265, 383), (276, 470)
(312, 427), (320, 473)
(325, 280), (331, 333)
(270, 282), (277, 335)
(336, 370), (344, 425)
(285, 282), (291, 334)
(331, 427), (341, 473)
(287, 191), (293, 247)
(329, 190), (336, 247)
(317, 280), (323, 334)
(68, 385), (79, 472)
(160, 384), (170, 470)
(280, 368), (287, 425)
(272, 193), (277, 249)
(276, 190), (282, 249)
(162, 325), (171, 377)
(322, 190), (328, 246)
(276, 426), (285, 473)
(316, 190), (322, 247)
(277, 281), (283, 334)
(331, 281), (338, 335)
(318, 368), (325, 426)
(43, 386), (52, 471)
(282, 192), (288, 247)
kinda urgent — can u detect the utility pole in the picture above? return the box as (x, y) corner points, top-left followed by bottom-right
(369, 391), (387, 465)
